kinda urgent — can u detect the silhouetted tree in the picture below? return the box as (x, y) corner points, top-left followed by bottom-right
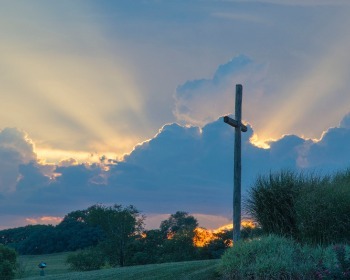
(85, 204), (144, 267)
(0, 244), (17, 280)
(160, 211), (198, 238)
(159, 211), (198, 262)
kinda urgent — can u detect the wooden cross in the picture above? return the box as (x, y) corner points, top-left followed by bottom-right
(223, 84), (247, 243)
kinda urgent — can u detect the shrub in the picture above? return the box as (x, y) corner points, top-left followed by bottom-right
(245, 171), (305, 238)
(66, 247), (106, 271)
(219, 235), (350, 279)
(0, 244), (17, 280)
(295, 181), (350, 245)
(219, 235), (318, 279)
(245, 170), (350, 245)
(314, 244), (350, 279)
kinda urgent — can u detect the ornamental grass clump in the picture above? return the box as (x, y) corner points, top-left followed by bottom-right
(219, 235), (316, 279)
(295, 182), (350, 245)
(245, 170), (312, 238)
(245, 169), (350, 245)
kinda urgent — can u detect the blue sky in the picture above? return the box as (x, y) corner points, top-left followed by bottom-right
(1, 0), (350, 229)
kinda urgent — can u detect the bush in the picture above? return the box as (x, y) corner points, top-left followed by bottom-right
(219, 235), (350, 280)
(219, 235), (316, 279)
(314, 244), (350, 279)
(246, 170), (350, 245)
(0, 244), (17, 280)
(66, 247), (106, 271)
(246, 171), (306, 238)
(295, 180), (350, 245)
(292, 169), (350, 245)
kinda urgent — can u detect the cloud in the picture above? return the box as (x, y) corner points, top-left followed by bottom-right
(0, 128), (36, 192)
(1, 1), (350, 164)
(219, 0), (350, 6)
(340, 112), (350, 129)
(106, 118), (311, 216)
(211, 12), (270, 24)
(0, 1), (150, 159)
(2, 112), (350, 229)
(304, 117), (350, 172)
(16, 162), (51, 192)
(174, 55), (267, 127)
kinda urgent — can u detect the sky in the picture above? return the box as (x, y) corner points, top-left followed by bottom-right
(1, 0), (350, 230)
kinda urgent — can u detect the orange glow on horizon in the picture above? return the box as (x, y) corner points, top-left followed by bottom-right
(193, 219), (256, 247)
(193, 227), (215, 247)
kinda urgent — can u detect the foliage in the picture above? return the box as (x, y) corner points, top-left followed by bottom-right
(246, 170), (307, 238)
(0, 225), (48, 247)
(85, 204), (144, 267)
(0, 244), (17, 280)
(127, 212), (205, 265)
(55, 214), (105, 251)
(127, 229), (163, 265)
(295, 171), (350, 245)
(160, 211), (198, 238)
(159, 233), (198, 263)
(223, 168), (350, 279)
(314, 244), (350, 279)
(245, 169), (350, 245)
(15, 225), (57, 254)
(199, 229), (233, 260)
(66, 247), (106, 271)
(219, 234), (350, 280)
(0, 219), (104, 255)
(158, 212), (199, 263)
(240, 226), (264, 241)
(219, 234), (318, 279)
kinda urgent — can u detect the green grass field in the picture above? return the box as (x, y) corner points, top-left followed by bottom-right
(16, 253), (220, 280)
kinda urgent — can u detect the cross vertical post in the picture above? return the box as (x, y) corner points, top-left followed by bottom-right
(223, 84), (247, 243)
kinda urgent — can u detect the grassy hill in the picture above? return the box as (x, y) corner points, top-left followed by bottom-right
(16, 252), (220, 280)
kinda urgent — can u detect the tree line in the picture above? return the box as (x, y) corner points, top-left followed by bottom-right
(1, 204), (260, 270)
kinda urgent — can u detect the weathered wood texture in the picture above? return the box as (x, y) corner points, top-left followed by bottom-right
(223, 84), (247, 243)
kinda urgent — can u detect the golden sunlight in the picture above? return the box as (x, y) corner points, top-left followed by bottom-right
(0, 28), (150, 162)
(193, 228), (215, 247)
(193, 219), (256, 247)
(35, 148), (119, 164)
(249, 134), (271, 149)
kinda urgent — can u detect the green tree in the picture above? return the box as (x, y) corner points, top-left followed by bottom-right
(85, 204), (144, 267)
(201, 229), (233, 259)
(159, 211), (198, 262)
(0, 214), (104, 255)
(56, 211), (105, 251)
(0, 244), (17, 280)
(128, 229), (163, 265)
(160, 211), (198, 238)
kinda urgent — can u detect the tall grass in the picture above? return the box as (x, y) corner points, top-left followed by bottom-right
(245, 169), (350, 245)
(295, 179), (350, 245)
(246, 171), (311, 238)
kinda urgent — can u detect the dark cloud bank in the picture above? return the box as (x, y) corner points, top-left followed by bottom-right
(1, 113), (350, 226)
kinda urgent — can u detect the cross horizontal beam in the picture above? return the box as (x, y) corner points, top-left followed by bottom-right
(223, 116), (248, 132)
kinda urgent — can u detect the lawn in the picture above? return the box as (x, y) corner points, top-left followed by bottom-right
(16, 253), (220, 280)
